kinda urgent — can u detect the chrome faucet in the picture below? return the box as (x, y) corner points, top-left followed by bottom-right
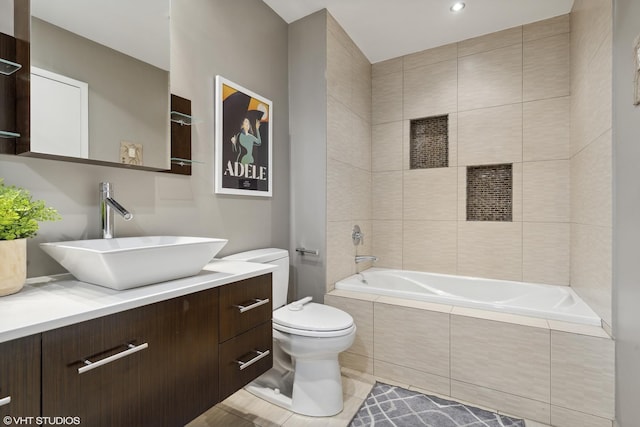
(100, 182), (133, 239)
(355, 255), (378, 264)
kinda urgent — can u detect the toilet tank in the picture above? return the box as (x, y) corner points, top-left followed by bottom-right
(222, 248), (289, 309)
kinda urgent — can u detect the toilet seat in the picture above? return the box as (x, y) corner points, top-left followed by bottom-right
(273, 302), (355, 338)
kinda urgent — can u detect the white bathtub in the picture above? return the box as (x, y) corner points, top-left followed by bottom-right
(335, 268), (601, 326)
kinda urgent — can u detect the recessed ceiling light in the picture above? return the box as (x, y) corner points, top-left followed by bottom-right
(450, 2), (465, 12)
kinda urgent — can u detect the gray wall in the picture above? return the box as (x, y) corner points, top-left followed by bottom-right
(288, 11), (327, 304)
(0, 0), (13, 35)
(0, 0), (290, 278)
(613, 0), (640, 424)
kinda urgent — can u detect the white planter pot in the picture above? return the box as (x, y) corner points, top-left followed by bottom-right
(0, 238), (27, 296)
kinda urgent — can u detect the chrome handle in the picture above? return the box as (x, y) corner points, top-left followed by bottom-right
(0, 396), (10, 407)
(234, 298), (269, 313)
(236, 349), (270, 371)
(295, 247), (319, 256)
(78, 342), (149, 374)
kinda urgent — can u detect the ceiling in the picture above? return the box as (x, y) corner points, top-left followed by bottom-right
(262, 0), (575, 63)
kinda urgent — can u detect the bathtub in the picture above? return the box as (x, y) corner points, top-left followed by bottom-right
(335, 268), (600, 326)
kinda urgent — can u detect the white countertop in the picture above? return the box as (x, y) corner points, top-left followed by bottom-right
(0, 259), (276, 344)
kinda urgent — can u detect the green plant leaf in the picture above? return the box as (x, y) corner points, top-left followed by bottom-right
(0, 179), (61, 240)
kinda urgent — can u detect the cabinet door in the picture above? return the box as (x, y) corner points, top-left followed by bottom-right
(0, 335), (40, 419)
(167, 288), (219, 426)
(42, 304), (162, 427)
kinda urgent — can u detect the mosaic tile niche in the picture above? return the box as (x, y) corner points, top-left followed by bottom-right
(410, 115), (448, 169)
(466, 164), (513, 221)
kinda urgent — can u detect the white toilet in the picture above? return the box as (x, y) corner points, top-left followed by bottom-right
(223, 248), (356, 417)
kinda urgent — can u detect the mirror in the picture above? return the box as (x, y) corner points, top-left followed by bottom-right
(28, 0), (170, 170)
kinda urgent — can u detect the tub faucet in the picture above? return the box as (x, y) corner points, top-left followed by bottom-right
(355, 255), (378, 264)
(100, 182), (133, 239)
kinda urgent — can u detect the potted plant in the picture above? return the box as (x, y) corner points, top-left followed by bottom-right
(0, 179), (60, 296)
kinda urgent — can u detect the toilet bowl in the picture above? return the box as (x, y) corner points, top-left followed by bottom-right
(223, 249), (356, 417)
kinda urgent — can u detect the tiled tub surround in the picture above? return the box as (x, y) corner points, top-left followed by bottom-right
(325, 290), (615, 427)
(370, 15), (574, 291)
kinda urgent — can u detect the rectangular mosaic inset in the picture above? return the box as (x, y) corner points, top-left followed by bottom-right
(467, 164), (512, 221)
(410, 115), (448, 169)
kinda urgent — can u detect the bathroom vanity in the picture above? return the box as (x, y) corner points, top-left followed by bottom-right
(0, 260), (274, 427)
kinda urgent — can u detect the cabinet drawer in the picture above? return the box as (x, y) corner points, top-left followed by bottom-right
(218, 322), (272, 400)
(0, 335), (40, 419)
(219, 274), (272, 342)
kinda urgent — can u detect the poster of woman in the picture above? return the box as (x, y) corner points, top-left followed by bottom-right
(214, 75), (273, 197)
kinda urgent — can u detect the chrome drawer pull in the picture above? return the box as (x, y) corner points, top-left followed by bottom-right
(78, 342), (149, 374)
(234, 298), (269, 313)
(0, 396), (10, 407)
(236, 349), (270, 371)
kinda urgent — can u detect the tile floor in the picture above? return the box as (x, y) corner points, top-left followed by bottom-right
(187, 368), (552, 427)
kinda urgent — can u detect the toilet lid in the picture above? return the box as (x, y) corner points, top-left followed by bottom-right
(273, 302), (354, 332)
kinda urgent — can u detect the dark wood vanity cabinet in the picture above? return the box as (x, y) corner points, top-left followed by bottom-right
(37, 273), (272, 426)
(0, 335), (40, 419)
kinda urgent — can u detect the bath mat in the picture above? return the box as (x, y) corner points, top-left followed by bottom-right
(349, 382), (525, 427)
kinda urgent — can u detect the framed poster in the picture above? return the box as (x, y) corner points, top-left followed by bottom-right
(214, 76), (273, 197)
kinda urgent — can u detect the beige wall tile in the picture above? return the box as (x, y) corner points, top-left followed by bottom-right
(351, 112), (372, 171)
(374, 360), (450, 396)
(571, 130), (612, 228)
(448, 113), (458, 167)
(524, 33), (570, 101)
(352, 168), (372, 220)
(547, 320), (610, 339)
(372, 57), (402, 79)
(372, 171), (402, 220)
(403, 168), (458, 220)
(327, 96), (352, 162)
(403, 221), (457, 274)
(458, 26), (523, 57)
(404, 43), (457, 70)
(570, 223), (612, 326)
(457, 103), (523, 166)
(374, 302), (450, 377)
(551, 406), (613, 427)
(451, 380), (551, 424)
(327, 160), (351, 222)
(523, 14), (570, 42)
(372, 220), (403, 269)
(451, 315), (551, 402)
(339, 351), (374, 374)
(326, 221), (356, 289)
(352, 49), (372, 124)
(571, 0), (612, 79)
(523, 97), (570, 161)
(325, 294), (374, 359)
(403, 59), (457, 119)
(327, 30), (352, 108)
(458, 44), (523, 111)
(451, 306), (549, 329)
(372, 71), (403, 125)
(372, 121), (403, 171)
(523, 222), (570, 285)
(551, 331), (615, 419)
(513, 162), (523, 222)
(523, 160), (570, 223)
(571, 33), (612, 156)
(457, 222), (523, 281)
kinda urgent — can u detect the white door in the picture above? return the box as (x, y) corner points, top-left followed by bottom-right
(31, 67), (88, 158)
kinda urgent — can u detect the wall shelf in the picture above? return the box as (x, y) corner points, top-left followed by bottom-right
(171, 157), (203, 167)
(0, 58), (22, 76)
(170, 111), (194, 126)
(0, 130), (20, 139)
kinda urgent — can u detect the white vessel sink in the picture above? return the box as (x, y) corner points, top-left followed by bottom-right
(40, 236), (228, 290)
